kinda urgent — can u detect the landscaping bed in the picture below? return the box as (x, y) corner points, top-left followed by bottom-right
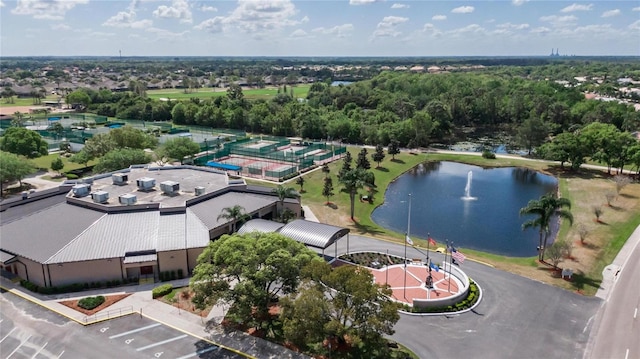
(339, 251), (405, 268)
(156, 287), (211, 318)
(59, 293), (131, 316)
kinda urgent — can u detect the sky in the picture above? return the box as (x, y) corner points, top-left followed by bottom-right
(0, 0), (638, 57)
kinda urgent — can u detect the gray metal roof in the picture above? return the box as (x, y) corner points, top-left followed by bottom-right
(123, 254), (157, 264)
(237, 219), (285, 235)
(0, 203), (105, 263)
(277, 219), (350, 249)
(189, 192), (276, 230)
(157, 213), (186, 251)
(0, 250), (16, 263)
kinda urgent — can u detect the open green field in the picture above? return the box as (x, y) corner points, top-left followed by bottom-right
(1, 96), (60, 107)
(147, 84), (311, 101)
(29, 153), (96, 172)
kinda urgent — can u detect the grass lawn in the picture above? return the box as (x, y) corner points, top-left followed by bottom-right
(29, 153), (96, 172)
(291, 149), (640, 296)
(147, 85), (310, 101)
(1, 96), (60, 107)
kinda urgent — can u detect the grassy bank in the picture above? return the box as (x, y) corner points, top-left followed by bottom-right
(147, 84), (310, 101)
(293, 149), (640, 296)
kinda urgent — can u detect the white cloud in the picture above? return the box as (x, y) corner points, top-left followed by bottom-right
(630, 20), (640, 31)
(511, 0), (529, 6)
(350, 0), (380, 5)
(451, 6), (474, 14)
(195, 0), (304, 34)
(0, 1), (5, 7)
(146, 27), (190, 40)
(372, 16), (408, 38)
(633, 7), (640, 12)
(312, 24), (354, 38)
(496, 22), (529, 30)
(11, 0), (89, 20)
(200, 5), (217, 12)
(601, 9), (620, 18)
(51, 23), (71, 31)
(530, 26), (551, 34)
(391, 4), (409, 9)
(560, 3), (593, 13)
(153, 0), (192, 23)
(432, 15), (446, 21)
(103, 0), (153, 29)
(539, 15), (577, 27)
(290, 29), (308, 38)
(449, 24), (485, 36)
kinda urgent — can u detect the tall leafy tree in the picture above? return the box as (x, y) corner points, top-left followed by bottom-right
(190, 232), (319, 333)
(321, 163), (330, 178)
(372, 143), (385, 168)
(0, 151), (35, 194)
(387, 139), (400, 160)
(339, 168), (375, 221)
(272, 185), (298, 222)
(109, 126), (158, 149)
(517, 117), (548, 155)
(295, 176), (305, 193)
(356, 147), (371, 170)
(217, 205), (250, 233)
(520, 193), (573, 261)
(92, 148), (150, 173)
(82, 133), (116, 159)
(160, 137), (200, 164)
(322, 176), (334, 204)
(0, 127), (48, 158)
(50, 157), (64, 175)
(338, 151), (352, 180)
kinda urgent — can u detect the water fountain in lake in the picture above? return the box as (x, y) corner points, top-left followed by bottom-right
(462, 171), (477, 201)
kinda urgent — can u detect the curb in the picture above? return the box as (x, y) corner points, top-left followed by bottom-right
(398, 280), (484, 317)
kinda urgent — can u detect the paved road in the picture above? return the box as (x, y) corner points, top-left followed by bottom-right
(0, 290), (245, 359)
(333, 235), (601, 359)
(589, 237), (640, 359)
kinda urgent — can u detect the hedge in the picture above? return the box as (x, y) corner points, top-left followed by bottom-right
(152, 284), (173, 299)
(78, 295), (105, 310)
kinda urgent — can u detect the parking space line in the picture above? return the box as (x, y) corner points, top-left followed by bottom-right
(0, 327), (17, 343)
(175, 345), (220, 359)
(135, 334), (188, 351)
(57, 350), (65, 358)
(6, 334), (32, 358)
(32, 342), (48, 358)
(108, 323), (161, 339)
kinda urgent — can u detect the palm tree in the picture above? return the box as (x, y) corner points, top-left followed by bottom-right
(217, 205), (250, 233)
(339, 168), (375, 221)
(272, 185), (298, 222)
(520, 193), (573, 261)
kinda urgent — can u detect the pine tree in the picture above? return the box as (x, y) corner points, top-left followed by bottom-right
(322, 176), (334, 204)
(388, 139), (400, 160)
(372, 143), (385, 168)
(338, 152), (352, 179)
(356, 148), (370, 170)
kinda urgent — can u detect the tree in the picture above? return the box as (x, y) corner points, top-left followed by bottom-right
(50, 157), (64, 175)
(339, 168), (375, 221)
(613, 175), (631, 194)
(69, 150), (92, 168)
(372, 143), (385, 168)
(517, 117), (548, 155)
(577, 224), (589, 244)
(160, 137), (200, 164)
(295, 176), (305, 193)
(82, 133), (116, 158)
(190, 232), (319, 334)
(546, 242), (564, 269)
(593, 206), (603, 222)
(0, 127), (48, 158)
(338, 151), (352, 180)
(92, 148), (151, 173)
(0, 151), (35, 195)
(322, 176), (334, 204)
(520, 193), (573, 261)
(387, 139), (400, 160)
(10, 111), (23, 127)
(282, 261), (400, 357)
(272, 185), (298, 222)
(1, 87), (16, 104)
(217, 205), (250, 233)
(109, 126), (158, 150)
(66, 90), (91, 109)
(537, 132), (586, 170)
(605, 191), (616, 206)
(321, 164), (330, 178)
(356, 147), (371, 170)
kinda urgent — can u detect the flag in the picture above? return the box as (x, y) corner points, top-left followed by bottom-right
(428, 237), (436, 247)
(452, 247), (466, 264)
(429, 261), (440, 272)
(405, 235), (413, 246)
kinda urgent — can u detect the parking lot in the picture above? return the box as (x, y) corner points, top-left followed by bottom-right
(0, 291), (247, 359)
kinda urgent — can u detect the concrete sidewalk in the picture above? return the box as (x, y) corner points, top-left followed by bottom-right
(595, 224), (640, 301)
(0, 276), (309, 359)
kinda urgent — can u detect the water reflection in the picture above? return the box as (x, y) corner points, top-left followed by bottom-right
(372, 161), (558, 257)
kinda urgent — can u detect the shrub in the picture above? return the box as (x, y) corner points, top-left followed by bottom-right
(152, 284), (173, 299)
(66, 173), (79, 180)
(78, 295), (106, 310)
(481, 150), (496, 159)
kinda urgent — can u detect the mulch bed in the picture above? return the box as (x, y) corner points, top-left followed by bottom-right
(59, 294), (131, 316)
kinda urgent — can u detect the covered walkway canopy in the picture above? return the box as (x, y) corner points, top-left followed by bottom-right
(206, 161), (242, 171)
(239, 219), (350, 255)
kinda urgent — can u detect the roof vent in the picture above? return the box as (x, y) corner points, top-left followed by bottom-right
(91, 190), (109, 204)
(160, 181), (180, 196)
(195, 186), (205, 196)
(136, 177), (156, 192)
(112, 173), (128, 185)
(72, 183), (91, 197)
(119, 193), (137, 205)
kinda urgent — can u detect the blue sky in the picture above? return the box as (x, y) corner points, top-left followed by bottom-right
(1, 0), (638, 57)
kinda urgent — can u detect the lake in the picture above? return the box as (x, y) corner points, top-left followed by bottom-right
(371, 161), (559, 257)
